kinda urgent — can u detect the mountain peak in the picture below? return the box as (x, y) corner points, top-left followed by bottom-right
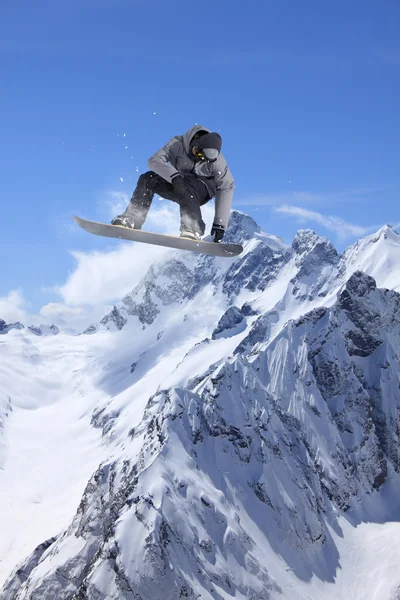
(344, 270), (377, 297)
(28, 324), (60, 337)
(224, 210), (261, 243)
(0, 319), (25, 334)
(292, 229), (336, 256)
(376, 224), (399, 242)
(350, 224), (400, 253)
(291, 229), (339, 286)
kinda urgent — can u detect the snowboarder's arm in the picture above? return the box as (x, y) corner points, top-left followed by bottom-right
(148, 138), (180, 182)
(213, 161), (234, 229)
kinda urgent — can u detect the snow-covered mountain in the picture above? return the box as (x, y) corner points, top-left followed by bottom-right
(2, 212), (400, 600)
(0, 319), (59, 336)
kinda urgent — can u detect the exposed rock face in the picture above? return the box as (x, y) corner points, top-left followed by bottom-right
(2, 215), (400, 599)
(211, 306), (244, 339)
(0, 538), (57, 599)
(28, 324), (60, 336)
(100, 306), (127, 331)
(0, 320), (59, 336)
(290, 230), (340, 302)
(99, 260), (198, 328)
(224, 243), (288, 298)
(0, 319), (24, 334)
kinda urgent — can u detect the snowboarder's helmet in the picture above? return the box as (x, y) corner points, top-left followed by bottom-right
(193, 132), (222, 163)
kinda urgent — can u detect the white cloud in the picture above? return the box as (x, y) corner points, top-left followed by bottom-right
(0, 291), (104, 332)
(275, 204), (373, 240)
(57, 243), (167, 307)
(0, 290), (30, 323)
(38, 302), (111, 333)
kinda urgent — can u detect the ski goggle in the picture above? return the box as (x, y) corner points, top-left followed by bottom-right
(195, 147), (219, 162)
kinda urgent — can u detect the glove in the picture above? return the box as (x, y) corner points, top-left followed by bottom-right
(171, 173), (186, 199)
(211, 223), (225, 243)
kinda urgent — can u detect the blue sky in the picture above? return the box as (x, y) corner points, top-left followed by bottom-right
(1, 0), (399, 325)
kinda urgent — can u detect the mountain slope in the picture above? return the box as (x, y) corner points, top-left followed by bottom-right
(2, 214), (400, 599)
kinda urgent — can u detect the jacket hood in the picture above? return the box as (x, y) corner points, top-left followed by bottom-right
(182, 125), (210, 154)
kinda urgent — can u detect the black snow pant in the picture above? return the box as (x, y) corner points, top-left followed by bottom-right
(120, 171), (211, 234)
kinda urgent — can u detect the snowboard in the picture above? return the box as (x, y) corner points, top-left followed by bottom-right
(73, 216), (243, 258)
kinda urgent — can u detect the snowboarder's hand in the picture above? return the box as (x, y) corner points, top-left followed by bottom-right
(211, 223), (225, 243)
(171, 173), (186, 198)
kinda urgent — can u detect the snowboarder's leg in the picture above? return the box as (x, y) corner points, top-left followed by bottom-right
(176, 176), (209, 237)
(178, 195), (205, 237)
(112, 172), (161, 229)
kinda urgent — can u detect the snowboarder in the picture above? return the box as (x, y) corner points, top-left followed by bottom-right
(111, 125), (234, 243)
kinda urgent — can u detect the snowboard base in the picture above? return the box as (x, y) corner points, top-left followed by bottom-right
(73, 216), (243, 257)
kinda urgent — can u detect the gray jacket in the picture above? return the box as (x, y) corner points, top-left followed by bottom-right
(148, 125), (234, 229)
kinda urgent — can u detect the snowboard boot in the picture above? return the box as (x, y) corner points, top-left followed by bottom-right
(111, 216), (135, 229)
(180, 230), (202, 241)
